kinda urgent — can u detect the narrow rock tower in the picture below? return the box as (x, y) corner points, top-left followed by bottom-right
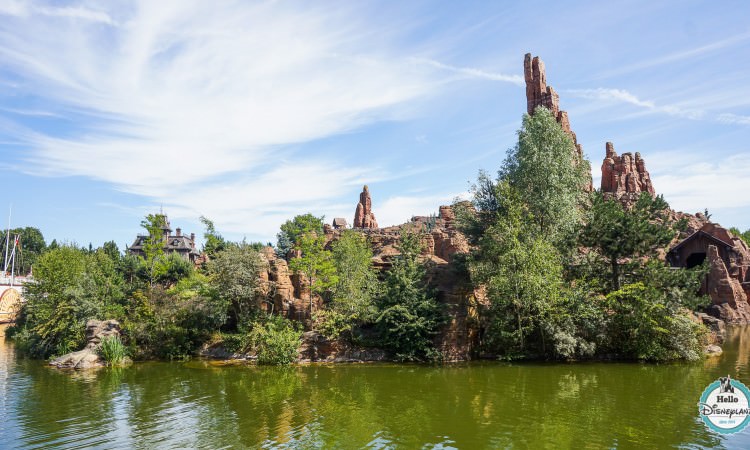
(524, 53), (592, 190)
(524, 53), (583, 159)
(353, 185), (378, 229)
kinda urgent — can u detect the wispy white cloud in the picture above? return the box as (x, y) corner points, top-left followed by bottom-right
(566, 88), (705, 119)
(0, 1), (459, 237)
(717, 113), (750, 126)
(651, 154), (750, 215)
(595, 31), (750, 79)
(412, 57), (524, 86)
(0, 0), (115, 24)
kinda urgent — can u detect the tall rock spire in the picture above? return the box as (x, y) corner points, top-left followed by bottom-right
(353, 185), (378, 229)
(524, 53), (583, 159)
(524, 53), (592, 190)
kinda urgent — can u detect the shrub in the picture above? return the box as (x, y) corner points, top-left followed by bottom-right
(312, 309), (350, 340)
(249, 316), (301, 365)
(98, 335), (128, 366)
(604, 283), (705, 361)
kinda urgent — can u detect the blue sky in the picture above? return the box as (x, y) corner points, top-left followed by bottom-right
(0, 0), (748, 250)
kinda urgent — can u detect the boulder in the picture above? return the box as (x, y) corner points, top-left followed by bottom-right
(49, 319), (122, 369)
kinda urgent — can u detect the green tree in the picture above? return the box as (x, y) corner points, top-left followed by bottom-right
(200, 216), (227, 258)
(375, 230), (443, 361)
(276, 213), (324, 258)
(289, 230), (338, 317)
(140, 214), (168, 287)
(207, 244), (265, 329)
(603, 282), (705, 361)
(0, 226), (46, 275)
(154, 252), (194, 285)
(101, 240), (121, 262)
(501, 107), (591, 249)
(11, 245), (125, 358)
(579, 192), (675, 291)
(321, 230), (379, 338)
(462, 181), (565, 357)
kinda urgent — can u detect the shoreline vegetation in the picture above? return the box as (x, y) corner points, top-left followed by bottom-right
(5, 107), (736, 367)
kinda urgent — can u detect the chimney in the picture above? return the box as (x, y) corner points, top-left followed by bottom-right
(176, 227), (182, 237)
(190, 233), (195, 249)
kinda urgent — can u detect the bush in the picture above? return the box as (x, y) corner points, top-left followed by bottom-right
(124, 282), (227, 360)
(312, 309), (350, 340)
(98, 335), (128, 366)
(249, 316), (301, 365)
(604, 283), (705, 361)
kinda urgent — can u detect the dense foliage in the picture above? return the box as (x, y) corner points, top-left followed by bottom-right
(456, 108), (709, 361)
(10, 246), (125, 358)
(7, 107), (716, 365)
(375, 230), (443, 361)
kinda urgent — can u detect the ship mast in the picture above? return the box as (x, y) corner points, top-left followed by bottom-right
(2, 205), (10, 276)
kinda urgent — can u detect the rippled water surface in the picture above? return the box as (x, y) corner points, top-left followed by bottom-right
(3, 325), (750, 448)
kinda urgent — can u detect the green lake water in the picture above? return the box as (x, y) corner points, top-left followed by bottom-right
(2, 325), (750, 449)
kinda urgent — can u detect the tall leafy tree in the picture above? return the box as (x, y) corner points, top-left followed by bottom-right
(12, 245), (125, 358)
(200, 216), (227, 258)
(289, 230), (338, 316)
(501, 107), (591, 250)
(461, 181), (565, 356)
(330, 230), (379, 324)
(140, 214), (168, 288)
(376, 230), (443, 361)
(207, 244), (265, 329)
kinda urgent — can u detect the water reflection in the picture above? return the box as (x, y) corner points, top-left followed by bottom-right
(2, 325), (750, 448)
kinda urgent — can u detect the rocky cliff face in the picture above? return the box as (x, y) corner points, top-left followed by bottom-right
(600, 142), (655, 203)
(706, 245), (750, 323)
(353, 185), (378, 229)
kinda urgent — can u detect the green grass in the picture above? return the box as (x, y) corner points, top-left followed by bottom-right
(98, 335), (128, 366)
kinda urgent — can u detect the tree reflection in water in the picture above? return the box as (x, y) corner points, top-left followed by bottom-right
(4, 326), (750, 448)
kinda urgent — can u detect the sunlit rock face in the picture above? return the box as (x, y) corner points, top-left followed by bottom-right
(353, 185), (378, 229)
(600, 142), (655, 204)
(524, 53), (591, 190)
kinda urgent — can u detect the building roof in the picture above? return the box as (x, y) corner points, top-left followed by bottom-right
(668, 230), (734, 255)
(128, 234), (200, 256)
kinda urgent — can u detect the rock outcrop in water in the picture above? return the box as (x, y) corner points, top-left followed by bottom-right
(49, 320), (124, 369)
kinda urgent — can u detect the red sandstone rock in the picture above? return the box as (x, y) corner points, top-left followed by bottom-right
(353, 185), (378, 229)
(600, 142), (655, 200)
(524, 53), (591, 189)
(706, 245), (750, 323)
